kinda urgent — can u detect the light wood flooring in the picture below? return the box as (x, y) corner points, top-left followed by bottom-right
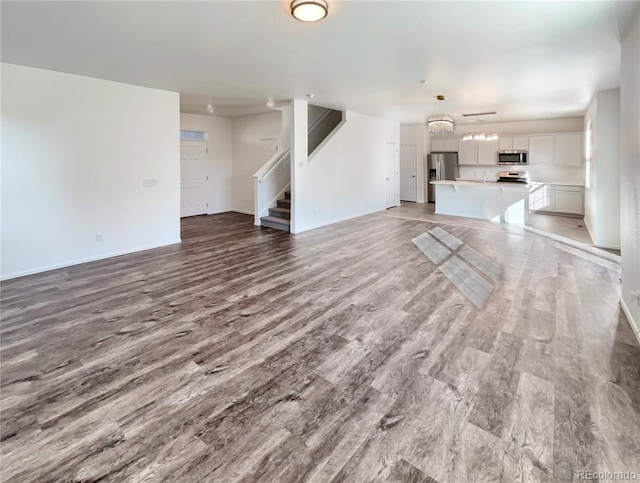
(387, 202), (595, 247)
(1, 211), (639, 482)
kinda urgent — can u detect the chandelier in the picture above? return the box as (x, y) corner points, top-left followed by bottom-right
(427, 95), (454, 134)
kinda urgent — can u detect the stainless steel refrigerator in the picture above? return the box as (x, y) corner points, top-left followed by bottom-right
(427, 152), (459, 203)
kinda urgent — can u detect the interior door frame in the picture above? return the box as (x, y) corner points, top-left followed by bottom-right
(400, 144), (418, 202)
(180, 138), (209, 218)
(385, 141), (400, 209)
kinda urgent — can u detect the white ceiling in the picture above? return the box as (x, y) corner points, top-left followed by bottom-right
(0, 1), (630, 123)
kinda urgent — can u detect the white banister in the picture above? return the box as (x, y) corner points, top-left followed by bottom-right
(253, 150), (291, 225)
(253, 149), (289, 181)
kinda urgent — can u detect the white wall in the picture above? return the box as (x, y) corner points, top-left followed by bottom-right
(180, 113), (233, 214)
(584, 98), (599, 240)
(400, 124), (428, 203)
(583, 88), (621, 249)
(619, 9), (640, 336)
(292, 102), (400, 233)
(231, 111), (282, 214)
(1, 63), (180, 279)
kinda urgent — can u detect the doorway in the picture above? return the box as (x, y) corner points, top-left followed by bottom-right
(385, 142), (399, 208)
(180, 140), (208, 217)
(399, 145), (417, 202)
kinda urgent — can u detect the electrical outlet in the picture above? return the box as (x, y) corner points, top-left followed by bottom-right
(96, 234), (103, 242)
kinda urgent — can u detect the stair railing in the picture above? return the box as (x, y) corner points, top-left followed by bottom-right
(308, 109), (344, 156)
(253, 149), (291, 225)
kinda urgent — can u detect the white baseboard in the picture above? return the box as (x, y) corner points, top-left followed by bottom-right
(1, 239), (182, 281)
(583, 215), (595, 243)
(233, 209), (254, 216)
(620, 296), (640, 345)
(583, 216), (621, 250)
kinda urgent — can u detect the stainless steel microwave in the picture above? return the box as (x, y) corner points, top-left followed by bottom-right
(498, 150), (528, 165)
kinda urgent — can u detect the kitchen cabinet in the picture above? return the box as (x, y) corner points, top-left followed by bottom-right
(431, 139), (445, 152)
(459, 140), (479, 165)
(513, 136), (529, 150)
(555, 185), (583, 214)
(554, 133), (583, 167)
(431, 138), (458, 152)
(460, 139), (497, 165)
(444, 139), (459, 152)
(498, 136), (529, 151)
(498, 137), (512, 150)
(529, 183), (556, 212)
(529, 135), (554, 165)
(477, 139), (498, 165)
(529, 183), (584, 215)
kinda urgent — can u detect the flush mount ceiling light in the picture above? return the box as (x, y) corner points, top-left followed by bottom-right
(291, 0), (328, 22)
(427, 95), (454, 134)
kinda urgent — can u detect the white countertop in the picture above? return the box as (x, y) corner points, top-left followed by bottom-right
(431, 180), (529, 188)
(529, 180), (584, 187)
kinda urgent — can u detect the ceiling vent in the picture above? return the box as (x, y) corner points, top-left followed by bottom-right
(462, 111), (497, 117)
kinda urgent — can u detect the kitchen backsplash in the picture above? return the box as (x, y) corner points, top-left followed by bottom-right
(458, 165), (584, 185)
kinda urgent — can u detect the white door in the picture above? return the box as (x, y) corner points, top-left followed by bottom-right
(385, 142), (399, 208)
(180, 140), (208, 217)
(400, 145), (417, 202)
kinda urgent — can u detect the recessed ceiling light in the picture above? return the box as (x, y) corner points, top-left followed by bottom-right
(205, 104), (214, 114)
(419, 80), (428, 85)
(291, 0), (328, 22)
(307, 94), (315, 99)
(266, 98), (276, 108)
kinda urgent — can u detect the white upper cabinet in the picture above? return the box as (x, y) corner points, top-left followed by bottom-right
(459, 140), (479, 165)
(554, 133), (583, 167)
(529, 135), (554, 165)
(430, 132), (581, 166)
(431, 138), (458, 152)
(513, 136), (529, 150)
(444, 139), (459, 152)
(498, 137), (513, 150)
(498, 136), (529, 151)
(431, 139), (445, 152)
(477, 139), (498, 165)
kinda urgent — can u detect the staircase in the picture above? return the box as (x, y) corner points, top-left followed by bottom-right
(253, 103), (344, 234)
(260, 191), (291, 231)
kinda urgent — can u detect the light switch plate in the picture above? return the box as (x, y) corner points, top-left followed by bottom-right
(143, 178), (158, 188)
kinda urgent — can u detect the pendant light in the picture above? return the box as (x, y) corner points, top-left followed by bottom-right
(291, 0), (328, 22)
(427, 95), (454, 134)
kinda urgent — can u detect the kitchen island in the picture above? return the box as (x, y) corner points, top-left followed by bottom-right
(431, 180), (531, 225)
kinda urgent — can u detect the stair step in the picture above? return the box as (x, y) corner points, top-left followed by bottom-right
(260, 216), (290, 232)
(277, 198), (291, 208)
(284, 191), (291, 200)
(269, 206), (291, 219)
